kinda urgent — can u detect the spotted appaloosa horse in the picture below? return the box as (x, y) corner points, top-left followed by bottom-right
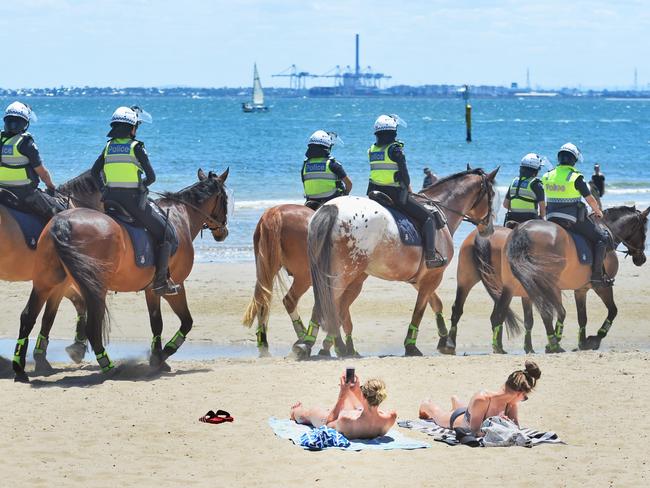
(301, 168), (502, 357)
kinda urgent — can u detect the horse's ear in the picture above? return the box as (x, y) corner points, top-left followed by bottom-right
(487, 166), (500, 181)
(219, 167), (230, 182)
(642, 206), (650, 218)
(466, 163), (472, 170)
(198, 169), (207, 181)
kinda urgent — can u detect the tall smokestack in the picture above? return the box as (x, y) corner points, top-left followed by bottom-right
(355, 34), (360, 76)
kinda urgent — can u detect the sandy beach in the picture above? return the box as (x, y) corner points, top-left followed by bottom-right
(1, 258), (649, 487)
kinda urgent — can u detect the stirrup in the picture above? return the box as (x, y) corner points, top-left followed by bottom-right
(153, 279), (180, 296)
(425, 252), (447, 269)
(591, 275), (614, 288)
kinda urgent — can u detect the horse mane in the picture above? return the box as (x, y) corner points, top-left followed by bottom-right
(425, 168), (487, 191)
(58, 169), (100, 195)
(159, 178), (228, 218)
(603, 205), (638, 219)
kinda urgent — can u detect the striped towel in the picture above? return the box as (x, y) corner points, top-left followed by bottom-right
(397, 419), (564, 447)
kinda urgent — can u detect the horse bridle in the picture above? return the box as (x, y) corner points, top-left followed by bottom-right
(150, 186), (228, 233)
(430, 173), (493, 227)
(609, 210), (647, 258)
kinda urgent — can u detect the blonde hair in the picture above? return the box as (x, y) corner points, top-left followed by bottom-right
(361, 378), (387, 407)
(505, 361), (541, 394)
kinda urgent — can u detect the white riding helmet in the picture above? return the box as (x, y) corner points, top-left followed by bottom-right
(308, 130), (333, 148)
(374, 114), (398, 133)
(111, 106), (138, 126)
(5, 101), (36, 123)
(558, 142), (583, 164)
(520, 153), (546, 170)
(110, 106), (153, 126)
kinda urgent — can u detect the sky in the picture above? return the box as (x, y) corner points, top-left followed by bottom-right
(3, 0), (649, 89)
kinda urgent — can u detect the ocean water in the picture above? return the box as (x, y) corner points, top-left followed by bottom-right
(5, 96), (650, 262)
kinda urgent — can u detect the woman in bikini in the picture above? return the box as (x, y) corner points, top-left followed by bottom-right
(419, 361), (541, 434)
(290, 373), (397, 439)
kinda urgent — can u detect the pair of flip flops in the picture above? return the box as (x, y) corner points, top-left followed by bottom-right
(199, 410), (233, 424)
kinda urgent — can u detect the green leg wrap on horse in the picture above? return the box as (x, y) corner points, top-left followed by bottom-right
(435, 312), (448, 338)
(96, 350), (115, 373)
(13, 337), (28, 367)
(322, 334), (336, 351)
(303, 321), (319, 345)
(404, 323), (419, 347)
(598, 319), (612, 338)
(492, 324), (503, 348)
(554, 321), (565, 341)
(292, 319), (307, 340)
(151, 335), (162, 350)
(34, 334), (49, 356)
(165, 330), (186, 351)
(256, 325), (268, 348)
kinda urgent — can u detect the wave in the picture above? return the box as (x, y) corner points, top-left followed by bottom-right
(235, 198), (303, 210)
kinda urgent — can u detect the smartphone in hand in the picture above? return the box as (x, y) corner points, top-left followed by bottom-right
(345, 367), (355, 384)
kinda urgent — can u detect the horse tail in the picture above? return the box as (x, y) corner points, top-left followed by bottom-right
(507, 228), (563, 321)
(473, 235), (521, 337)
(308, 205), (339, 335)
(242, 210), (283, 328)
(49, 217), (110, 344)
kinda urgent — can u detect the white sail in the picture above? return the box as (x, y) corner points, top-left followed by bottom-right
(252, 63), (264, 106)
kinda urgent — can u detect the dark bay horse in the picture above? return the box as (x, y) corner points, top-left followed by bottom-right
(306, 168), (502, 357)
(11, 169), (229, 382)
(0, 171), (102, 372)
(481, 206), (648, 354)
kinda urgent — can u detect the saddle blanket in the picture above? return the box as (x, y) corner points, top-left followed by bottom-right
(4, 206), (45, 249)
(111, 214), (178, 268)
(385, 206), (422, 247)
(568, 232), (593, 265)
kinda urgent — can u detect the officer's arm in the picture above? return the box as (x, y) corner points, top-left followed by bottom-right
(502, 198), (511, 210)
(135, 143), (156, 186)
(389, 145), (411, 189)
(21, 138), (55, 190)
(331, 160), (352, 194)
(342, 176), (352, 194)
(539, 201), (546, 218)
(577, 176), (602, 218)
(533, 180), (546, 218)
(91, 152), (105, 186)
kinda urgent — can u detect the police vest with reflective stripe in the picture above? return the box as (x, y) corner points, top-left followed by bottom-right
(508, 176), (539, 214)
(103, 138), (143, 189)
(302, 157), (339, 199)
(0, 134), (32, 187)
(542, 165), (582, 222)
(368, 142), (402, 187)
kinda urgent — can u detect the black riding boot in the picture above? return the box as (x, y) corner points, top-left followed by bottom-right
(591, 240), (613, 288)
(152, 242), (181, 296)
(423, 217), (447, 268)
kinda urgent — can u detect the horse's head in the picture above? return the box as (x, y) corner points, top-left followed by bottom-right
(604, 205), (649, 266)
(197, 167), (230, 242)
(466, 167), (499, 237)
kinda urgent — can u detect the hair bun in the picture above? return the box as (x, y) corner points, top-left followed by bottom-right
(524, 360), (541, 380)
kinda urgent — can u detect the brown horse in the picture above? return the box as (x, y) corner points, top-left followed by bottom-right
(304, 168), (501, 357)
(243, 204), (366, 358)
(0, 171), (103, 372)
(481, 206), (649, 354)
(11, 169), (229, 382)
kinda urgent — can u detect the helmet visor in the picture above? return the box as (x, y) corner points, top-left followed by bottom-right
(390, 114), (407, 128)
(131, 106), (152, 124)
(328, 131), (343, 147)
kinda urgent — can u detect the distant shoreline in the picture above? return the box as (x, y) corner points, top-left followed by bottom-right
(1, 86), (650, 99)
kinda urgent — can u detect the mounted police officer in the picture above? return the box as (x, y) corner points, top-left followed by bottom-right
(503, 153), (546, 224)
(90, 106), (179, 296)
(367, 114), (446, 268)
(302, 130), (351, 209)
(542, 143), (611, 287)
(0, 102), (63, 219)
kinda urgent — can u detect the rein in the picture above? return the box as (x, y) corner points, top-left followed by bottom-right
(149, 190), (226, 232)
(604, 210), (647, 257)
(423, 173), (493, 226)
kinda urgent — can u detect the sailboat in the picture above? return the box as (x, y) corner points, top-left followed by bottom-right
(242, 63), (269, 112)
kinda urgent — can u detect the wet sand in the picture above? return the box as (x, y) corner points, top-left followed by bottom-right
(0, 258), (649, 486)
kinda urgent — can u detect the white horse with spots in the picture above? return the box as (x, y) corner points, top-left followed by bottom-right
(299, 168), (499, 357)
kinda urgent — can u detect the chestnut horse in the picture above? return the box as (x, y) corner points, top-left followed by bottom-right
(0, 171), (103, 372)
(11, 169), (229, 382)
(481, 206), (648, 355)
(305, 168), (501, 357)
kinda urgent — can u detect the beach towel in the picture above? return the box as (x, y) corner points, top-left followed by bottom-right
(300, 426), (350, 450)
(398, 418), (564, 448)
(268, 417), (430, 451)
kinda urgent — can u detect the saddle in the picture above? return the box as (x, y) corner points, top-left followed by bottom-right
(104, 200), (178, 268)
(0, 204), (45, 249)
(367, 191), (438, 247)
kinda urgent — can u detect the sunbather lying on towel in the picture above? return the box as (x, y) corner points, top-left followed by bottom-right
(290, 373), (397, 439)
(418, 360), (541, 435)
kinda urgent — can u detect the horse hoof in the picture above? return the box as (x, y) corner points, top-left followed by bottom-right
(317, 348), (331, 357)
(545, 344), (566, 354)
(404, 345), (423, 357)
(585, 336), (602, 350)
(492, 346), (508, 355)
(158, 361), (172, 373)
(65, 342), (87, 364)
(524, 347), (536, 354)
(258, 347), (271, 358)
(34, 356), (55, 375)
(437, 345), (456, 355)
(292, 343), (312, 360)
(14, 371), (29, 383)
